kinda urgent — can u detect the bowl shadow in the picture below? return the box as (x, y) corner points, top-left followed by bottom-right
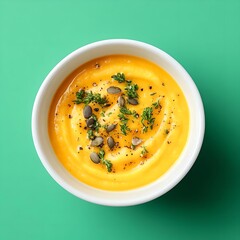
(144, 107), (233, 210)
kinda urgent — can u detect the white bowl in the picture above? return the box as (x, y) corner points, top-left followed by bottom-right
(32, 39), (205, 206)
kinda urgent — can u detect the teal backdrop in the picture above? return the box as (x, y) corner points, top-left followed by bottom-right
(0, 0), (239, 239)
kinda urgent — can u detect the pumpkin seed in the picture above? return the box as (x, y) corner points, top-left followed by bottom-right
(91, 136), (103, 147)
(107, 136), (115, 149)
(90, 152), (100, 164)
(86, 118), (95, 128)
(83, 105), (92, 119)
(107, 86), (122, 94)
(106, 123), (117, 132)
(128, 98), (139, 105)
(132, 137), (142, 146)
(118, 96), (125, 107)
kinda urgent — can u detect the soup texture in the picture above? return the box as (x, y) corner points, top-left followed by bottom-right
(48, 55), (189, 190)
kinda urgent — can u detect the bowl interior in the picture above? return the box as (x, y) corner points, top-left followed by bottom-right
(32, 39), (204, 206)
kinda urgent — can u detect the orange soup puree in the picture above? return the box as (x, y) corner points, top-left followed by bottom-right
(48, 55), (189, 190)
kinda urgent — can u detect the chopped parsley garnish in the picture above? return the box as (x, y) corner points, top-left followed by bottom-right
(120, 123), (131, 136)
(125, 82), (139, 99)
(141, 107), (155, 133)
(111, 72), (139, 99)
(120, 107), (138, 118)
(100, 111), (105, 117)
(74, 90), (108, 106)
(120, 107), (132, 115)
(111, 73), (126, 83)
(91, 114), (101, 132)
(87, 129), (95, 140)
(74, 89), (85, 103)
(118, 113), (128, 124)
(118, 113), (130, 135)
(102, 124), (108, 130)
(140, 146), (148, 157)
(102, 159), (113, 172)
(99, 149), (112, 172)
(152, 99), (161, 109)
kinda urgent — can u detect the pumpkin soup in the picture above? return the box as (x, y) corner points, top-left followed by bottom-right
(48, 55), (189, 190)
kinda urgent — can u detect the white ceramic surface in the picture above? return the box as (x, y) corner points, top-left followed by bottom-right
(32, 39), (205, 206)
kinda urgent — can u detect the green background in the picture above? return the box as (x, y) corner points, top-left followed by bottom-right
(0, 0), (239, 239)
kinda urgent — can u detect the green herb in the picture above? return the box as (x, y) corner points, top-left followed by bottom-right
(150, 92), (156, 96)
(102, 159), (113, 172)
(107, 112), (113, 117)
(73, 89), (86, 104)
(120, 123), (130, 136)
(98, 149), (105, 159)
(120, 107), (132, 115)
(118, 113), (128, 124)
(91, 114), (101, 132)
(118, 112), (130, 135)
(125, 82), (139, 99)
(74, 90), (108, 106)
(152, 99), (161, 109)
(111, 73), (126, 83)
(120, 107), (138, 118)
(98, 149), (112, 172)
(141, 107), (155, 133)
(143, 126), (148, 133)
(118, 107), (139, 135)
(140, 146), (148, 157)
(165, 129), (169, 134)
(102, 124), (108, 130)
(100, 111), (105, 117)
(84, 91), (108, 106)
(131, 144), (136, 150)
(87, 129), (95, 140)
(132, 110), (139, 118)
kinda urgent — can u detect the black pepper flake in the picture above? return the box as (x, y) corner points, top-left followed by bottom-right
(162, 83), (165, 86)
(94, 108), (99, 112)
(68, 114), (72, 119)
(68, 104), (71, 107)
(141, 88), (143, 91)
(149, 86), (152, 89)
(84, 126), (87, 130)
(79, 147), (83, 150)
(95, 63), (100, 69)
